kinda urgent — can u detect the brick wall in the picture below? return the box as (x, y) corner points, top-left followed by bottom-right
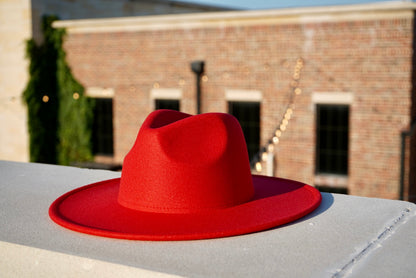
(62, 8), (414, 199)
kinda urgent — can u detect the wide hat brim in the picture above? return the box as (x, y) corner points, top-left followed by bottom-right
(49, 175), (321, 241)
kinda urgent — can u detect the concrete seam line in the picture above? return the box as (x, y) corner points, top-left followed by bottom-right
(332, 207), (415, 278)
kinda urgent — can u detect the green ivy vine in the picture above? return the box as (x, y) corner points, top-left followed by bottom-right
(23, 15), (94, 165)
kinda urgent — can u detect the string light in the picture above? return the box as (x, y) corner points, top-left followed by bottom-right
(253, 57), (304, 173)
(42, 95), (49, 103)
(261, 151), (268, 162)
(73, 92), (79, 100)
(255, 161), (262, 172)
(153, 82), (160, 89)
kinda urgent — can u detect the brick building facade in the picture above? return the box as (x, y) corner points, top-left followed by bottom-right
(0, 0), (228, 163)
(56, 2), (416, 200)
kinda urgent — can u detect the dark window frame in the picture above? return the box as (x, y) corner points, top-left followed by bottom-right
(228, 101), (260, 161)
(315, 104), (349, 175)
(92, 97), (114, 156)
(155, 99), (180, 111)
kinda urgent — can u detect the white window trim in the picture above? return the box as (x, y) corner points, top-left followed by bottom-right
(150, 88), (182, 100)
(86, 87), (114, 98)
(226, 89), (262, 102)
(312, 92), (353, 105)
(314, 174), (348, 189)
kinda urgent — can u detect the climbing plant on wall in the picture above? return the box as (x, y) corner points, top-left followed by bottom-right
(23, 15), (94, 165)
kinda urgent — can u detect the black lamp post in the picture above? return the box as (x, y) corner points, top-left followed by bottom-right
(191, 61), (205, 114)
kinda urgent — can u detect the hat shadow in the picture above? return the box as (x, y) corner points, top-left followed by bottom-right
(267, 192), (334, 231)
(299, 192), (334, 220)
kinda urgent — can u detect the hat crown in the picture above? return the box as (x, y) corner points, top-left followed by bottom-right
(118, 110), (254, 213)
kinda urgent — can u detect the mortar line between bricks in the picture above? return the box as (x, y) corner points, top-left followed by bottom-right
(331, 207), (414, 278)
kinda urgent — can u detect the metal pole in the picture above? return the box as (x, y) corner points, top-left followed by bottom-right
(400, 132), (406, 200)
(191, 61), (204, 114)
(196, 74), (201, 114)
(399, 121), (416, 200)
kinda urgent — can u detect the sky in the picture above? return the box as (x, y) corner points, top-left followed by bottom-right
(176, 0), (412, 10)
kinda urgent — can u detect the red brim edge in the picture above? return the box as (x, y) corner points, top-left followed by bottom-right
(49, 175), (321, 241)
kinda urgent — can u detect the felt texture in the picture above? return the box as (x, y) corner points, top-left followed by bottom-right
(49, 110), (321, 240)
(118, 111), (253, 213)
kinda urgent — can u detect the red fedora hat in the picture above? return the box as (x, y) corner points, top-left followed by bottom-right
(49, 110), (321, 240)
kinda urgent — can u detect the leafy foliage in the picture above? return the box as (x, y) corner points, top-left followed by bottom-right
(23, 15), (94, 165)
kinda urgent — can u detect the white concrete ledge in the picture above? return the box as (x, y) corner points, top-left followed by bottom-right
(0, 160), (415, 277)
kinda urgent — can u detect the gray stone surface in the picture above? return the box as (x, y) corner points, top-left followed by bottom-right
(0, 160), (415, 277)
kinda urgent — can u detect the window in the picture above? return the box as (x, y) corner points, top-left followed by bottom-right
(92, 98), (114, 155)
(315, 185), (348, 195)
(316, 104), (349, 175)
(228, 101), (260, 161)
(155, 99), (180, 111)
(151, 88), (181, 111)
